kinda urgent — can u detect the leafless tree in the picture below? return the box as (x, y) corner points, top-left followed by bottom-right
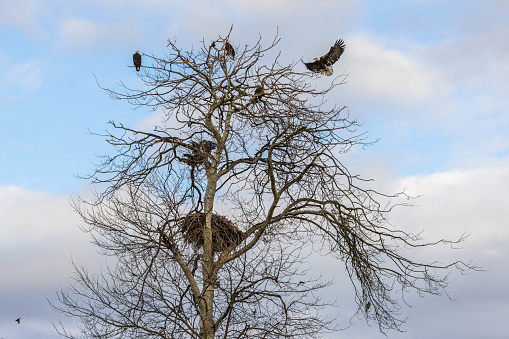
(52, 29), (475, 338)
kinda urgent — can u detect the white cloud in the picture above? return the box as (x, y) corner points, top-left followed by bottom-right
(131, 106), (194, 132)
(0, 0), (48, 40)
(414, 28), (509, 96)
(0, 59), (43, 102)
(343, 34), (451, 106)
(302, 158), (509, 339)
(321, 158), (509, 338)
(58, 17), (141, 52)
(225, 0), (348, 17)
(132, 109), (169, 131)
(391, 159), (509, 254)
(59, 18), (102, 50)
(0, 186), (94, 290)
(389, 161), (509, 338)
(0, 186), (107, 338)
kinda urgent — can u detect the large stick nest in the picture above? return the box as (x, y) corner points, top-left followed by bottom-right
(181, 213), (243, 252)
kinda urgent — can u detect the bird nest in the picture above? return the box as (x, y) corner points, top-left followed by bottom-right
(181, 140), (217, 167)
(181, 213), (243, 252)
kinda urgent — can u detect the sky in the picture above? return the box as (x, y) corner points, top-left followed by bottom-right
(1, 0), (508, 337)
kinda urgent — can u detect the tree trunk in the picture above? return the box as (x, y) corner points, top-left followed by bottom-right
(201, 172), (218, 338)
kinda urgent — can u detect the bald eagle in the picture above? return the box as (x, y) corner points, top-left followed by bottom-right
(133, 51), (142, 71)
(304, 39), (345, 76)
(225, 41), (235, 59)
(251, 84), (264, 103)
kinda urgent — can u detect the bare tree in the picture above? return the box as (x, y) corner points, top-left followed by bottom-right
(52, 29), (475, 338)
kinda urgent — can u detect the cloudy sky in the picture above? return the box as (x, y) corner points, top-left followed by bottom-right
(1, 0), (508, 337)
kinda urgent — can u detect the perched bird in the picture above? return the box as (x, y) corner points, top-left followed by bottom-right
(250, 84), (264, 104)
(225, 41), (235, 59)
(157, 227), (173, 249)
(304, 39), (345, 76)
(253, 84), (263, 102)
(15, 318), (21, 324)
(133, 51), (142, 71)
(365, 302), (371, 312)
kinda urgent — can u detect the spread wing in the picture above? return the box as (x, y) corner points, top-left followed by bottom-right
(304, 60), (323, 72)
(323, 39), (345, 66)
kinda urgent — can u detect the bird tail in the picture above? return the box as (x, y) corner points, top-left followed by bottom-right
(323, 66), (333, 76)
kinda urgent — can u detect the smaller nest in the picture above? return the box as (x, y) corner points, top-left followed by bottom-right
(181, 140), (217, 167)
(181, 213), (243, 252)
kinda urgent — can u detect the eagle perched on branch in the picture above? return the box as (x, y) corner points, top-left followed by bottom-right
(133, 51), (141, 71)
(251, 84), (264, 104)
(304, 39), (345, 76)
(225, 40), (235, 59)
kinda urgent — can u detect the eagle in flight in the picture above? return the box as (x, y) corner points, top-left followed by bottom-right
(304, 39), (345, 76)
(133, 51), (142, 71)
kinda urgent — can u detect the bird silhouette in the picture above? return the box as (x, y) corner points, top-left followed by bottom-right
(15, 317), (21, 324)
(225, 40), (235, 59)
(365, 302), (371, 312)
(133, 51), (142, 71)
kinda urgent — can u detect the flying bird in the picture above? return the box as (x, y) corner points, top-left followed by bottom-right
(304, 39), (345, 76)
(15, 318), (21, 324)
(225, 41), (235, 59)
(133, 51), (142, 71)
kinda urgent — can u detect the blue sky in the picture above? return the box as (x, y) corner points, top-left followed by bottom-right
(1, 0), (509, 338)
